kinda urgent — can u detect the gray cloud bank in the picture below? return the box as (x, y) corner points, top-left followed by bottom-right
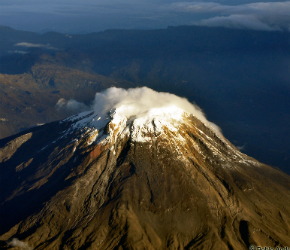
(0, 0), (289, 32)
(168, 1), (290, 31)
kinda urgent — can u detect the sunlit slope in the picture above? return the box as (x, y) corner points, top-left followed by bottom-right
(1, 88), (290, 249)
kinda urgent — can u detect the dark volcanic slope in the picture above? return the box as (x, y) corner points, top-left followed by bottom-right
(1, 109), (290, 250)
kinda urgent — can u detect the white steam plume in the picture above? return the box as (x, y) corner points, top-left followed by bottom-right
(93, 87), (221, 134)
(56, 98), (90, 113)
(7, 238), (32, 250)
(57, 87), (221, 134)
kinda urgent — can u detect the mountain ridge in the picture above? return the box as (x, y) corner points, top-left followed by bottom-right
(0, 24), (289, 176)
(1, 88), (290, 249)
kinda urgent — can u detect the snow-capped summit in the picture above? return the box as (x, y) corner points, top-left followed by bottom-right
(1, 88), (290, 250)
(62, 87), (222, 147)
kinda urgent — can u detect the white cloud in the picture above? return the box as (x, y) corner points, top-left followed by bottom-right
(1, 0), (290, 32)
(197, 14), (282, 31)
(168, 1), (290, 31)
(7, 238), (32, 250)
(56, 98), (89, 113)
(92, 87), (221, 133)
(168, 1), (290, 15)
(167, 2), (229, 13)
(57, 87), (221, 134)
(15, 42), (45, 47)
(15, 42), (57, 50)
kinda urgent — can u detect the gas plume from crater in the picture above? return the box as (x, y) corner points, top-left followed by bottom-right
(58, 87), (221, 134)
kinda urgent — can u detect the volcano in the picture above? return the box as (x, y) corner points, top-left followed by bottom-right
(1, 87), (290, 250)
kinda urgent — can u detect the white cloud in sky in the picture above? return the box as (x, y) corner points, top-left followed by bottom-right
(15, 42), (58, 49)
(168, 1), (290, 15)
(197, 14), (282, 31)
(168, 1), (290, 31)
(0, 0), (290, 32)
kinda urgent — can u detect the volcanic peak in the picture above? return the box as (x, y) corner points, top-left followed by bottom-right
(63, 105), (189, 145)
(62, 87), (222, 147)
(2, 89), (290, 250)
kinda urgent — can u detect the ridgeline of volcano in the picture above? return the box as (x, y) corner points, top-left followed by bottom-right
(1, 88), (290, 250)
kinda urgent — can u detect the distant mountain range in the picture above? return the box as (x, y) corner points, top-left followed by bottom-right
(0, 25), (289, 174)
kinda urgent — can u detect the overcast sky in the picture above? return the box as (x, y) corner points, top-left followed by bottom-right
(0, 0), (289, 33)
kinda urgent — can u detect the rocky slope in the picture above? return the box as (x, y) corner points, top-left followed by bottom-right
(1, 88), (290, 250)
(0, 60), (136, 139)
